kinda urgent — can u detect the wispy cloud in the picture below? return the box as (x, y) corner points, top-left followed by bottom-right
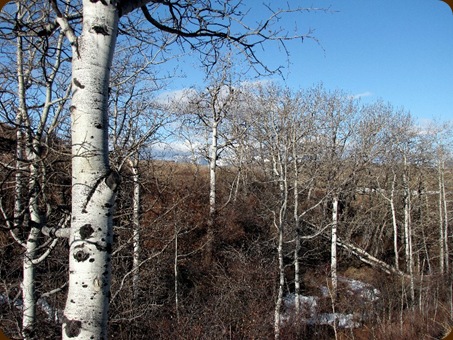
(350, 91), (373, 100)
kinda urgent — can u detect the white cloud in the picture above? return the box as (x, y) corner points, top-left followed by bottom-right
(148, 139), (207, 163)
(350, 91), (373, 100)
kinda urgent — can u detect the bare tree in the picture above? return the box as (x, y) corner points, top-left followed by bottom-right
(311, 86), (359, 300)
(169, 57), (241, 263)
(426, 122), (453, 275)
(0, 2), (72, 337)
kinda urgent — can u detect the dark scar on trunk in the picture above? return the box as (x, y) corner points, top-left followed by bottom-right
(80, 224), (94, 240)
(63, 317), (82, 338)
(73, 78), (85, 89)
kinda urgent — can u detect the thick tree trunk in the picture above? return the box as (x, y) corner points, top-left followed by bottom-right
(62, 1), (119, 339)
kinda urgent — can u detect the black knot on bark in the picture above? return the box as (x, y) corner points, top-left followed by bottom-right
(65, 319), (82, 338)
(74, 250), (90, 262)
(92, 24), (109, 35)
(73, 78), (85, 89)
(80, 224), (94, 240)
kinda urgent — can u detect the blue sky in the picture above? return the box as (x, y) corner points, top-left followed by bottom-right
(165, 0), (453, 125)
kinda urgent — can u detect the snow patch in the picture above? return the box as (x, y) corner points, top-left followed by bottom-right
(315, 313), (361, 328)
(339, 276), (380, 302)
(319, 276), (380, 301)
(283, 276), (379, 329)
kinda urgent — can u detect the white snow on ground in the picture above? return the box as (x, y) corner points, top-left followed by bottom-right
(314, 313), (361, 328)
(319, 276), (380, 301)
(283, 294), (318, 318)
(338, 276), (380, 302)
(283, 276), (380, 329)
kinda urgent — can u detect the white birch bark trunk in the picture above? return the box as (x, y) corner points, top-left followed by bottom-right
(273, 150), (287, 340)
(442, 175), (449, 274)
(403, 155), (415, 304)
(22, 148), (42, 338)
(62, 1), (120, 338)
(294, 205), (301, 316)
(331, 194), (339, 301)
(130, 157), (141, 300)
(174, 221), (180, 324)
(440, 158), (449, 273)
(439, 159), (445, 274)
(390, 172), (400, 271)
(22, 227), (39, 338)
(292, 133), (301, 316)
(16, 9), (38, 336)
(274, 217), (284, 340)
(206, 116), (218, 263)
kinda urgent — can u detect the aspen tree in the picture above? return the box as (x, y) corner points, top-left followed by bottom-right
(0, 2), (71, 337)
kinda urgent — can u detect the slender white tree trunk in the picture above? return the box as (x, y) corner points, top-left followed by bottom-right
(439, 159), (445, 274)
(130, 157), (141, 300)
(273, 150), (287, 340)
(16, 9), (38, 336)
(206, 117), (218, 263)
(22, 148), (42, 338)
(331, 194), (339, 301)
(22, 227), (39, 338)
(403, 156), (415, 305)
(390, 172), (400, 271)
(440, 159), (449, 273)
(174, 219), (180, 324)
(294, 207), (301, 316)
(274, 217), (284, 340)
(209, 119), (218, 223)
(62, 2), (120, 339)
(292, 134), (301, 316)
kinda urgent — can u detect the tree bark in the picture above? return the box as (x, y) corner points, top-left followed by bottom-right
(403, 155), (415, 305)
(274, 215), (284, 340)
(331, 194), (339, 302)
(274, 147), (288, 340)
(205, 114), (218, 264)
(62, 1), (120, 339)
(390, 172), (400, 271)
(439, 158), (445, 274)
(293, 150), (301, 316)
(22, 227), (39, 338)
(130, 156), (141, 300)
